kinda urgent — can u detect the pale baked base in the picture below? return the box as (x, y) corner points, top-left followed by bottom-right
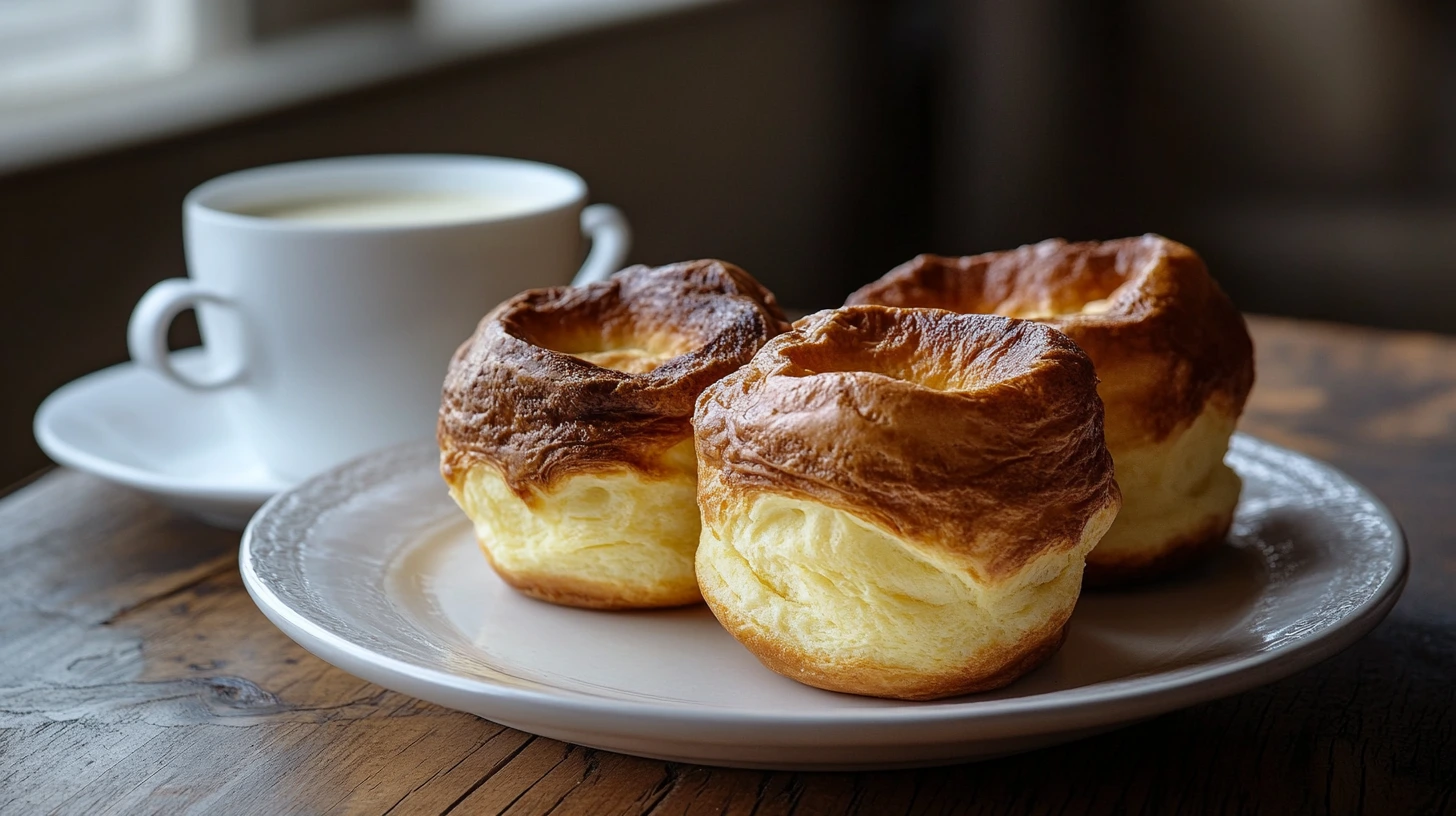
(1089, 404), (1242, 584)
(696, 493), (1120, 700)
(448, 443), (702, 609)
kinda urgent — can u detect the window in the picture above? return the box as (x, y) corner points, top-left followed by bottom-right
(0, 0), (246, 108)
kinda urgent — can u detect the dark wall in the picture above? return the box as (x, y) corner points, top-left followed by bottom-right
(933, 0), (1456, 333)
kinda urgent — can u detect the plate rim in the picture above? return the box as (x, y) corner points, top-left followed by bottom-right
(238, 433), (1408, 738)
(34, 349), (288, 501)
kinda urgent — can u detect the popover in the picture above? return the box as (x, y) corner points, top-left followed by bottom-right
(693, 306), (1121, 699)
(847, 235), (1254, 584)
(440, 260), (791, 609)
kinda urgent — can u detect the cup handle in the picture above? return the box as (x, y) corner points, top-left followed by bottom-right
(127, 278), (242, 390)
(572, 204), (632, 286)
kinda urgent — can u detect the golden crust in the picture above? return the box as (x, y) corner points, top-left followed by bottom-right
(694, 306), (1120, 583)
(438, 260), (791, 498)
(848, 236), (1255, 583)
(845, 235), (1254, 449)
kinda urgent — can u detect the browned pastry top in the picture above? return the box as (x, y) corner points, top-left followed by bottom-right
(693, 306), (1119, 583)
(845, 235), (1255, 445)
(439, 260), (791, 498)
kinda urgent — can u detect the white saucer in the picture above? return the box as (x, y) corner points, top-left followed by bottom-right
(34, 349), (289, 529)
(240, 435), (1407, 770)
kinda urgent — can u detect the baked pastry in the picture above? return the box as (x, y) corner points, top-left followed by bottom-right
(439, 260), (790, 609)
(693, 306), (1121, 700)
(847, 235), (1255, 584)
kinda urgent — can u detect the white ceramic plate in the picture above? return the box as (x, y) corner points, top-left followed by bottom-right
(35, 349), (289, 529)
(240, 435), (1406, 770)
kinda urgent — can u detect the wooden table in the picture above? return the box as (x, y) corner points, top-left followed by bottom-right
(3, 316), (1453, 815)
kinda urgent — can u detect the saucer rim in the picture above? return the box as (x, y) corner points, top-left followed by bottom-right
(33, 349), (288, 501)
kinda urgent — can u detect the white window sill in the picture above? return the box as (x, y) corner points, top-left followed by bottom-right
(0, 0), (730, 176)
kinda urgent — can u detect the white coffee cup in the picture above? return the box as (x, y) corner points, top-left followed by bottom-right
(128, 154), (631, 481)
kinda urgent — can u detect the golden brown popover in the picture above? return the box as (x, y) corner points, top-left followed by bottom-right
(693, 306), (1121, 700)
(440, 260), (791, 609)
(847, 235), (1254, 584)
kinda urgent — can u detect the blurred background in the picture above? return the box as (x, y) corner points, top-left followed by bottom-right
(2, 0), (1454, 485)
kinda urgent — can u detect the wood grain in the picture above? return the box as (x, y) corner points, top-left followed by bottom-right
(1, 315), (1452, 815)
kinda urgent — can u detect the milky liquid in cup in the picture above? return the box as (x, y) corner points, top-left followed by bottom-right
(235, 191), (533, 227)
